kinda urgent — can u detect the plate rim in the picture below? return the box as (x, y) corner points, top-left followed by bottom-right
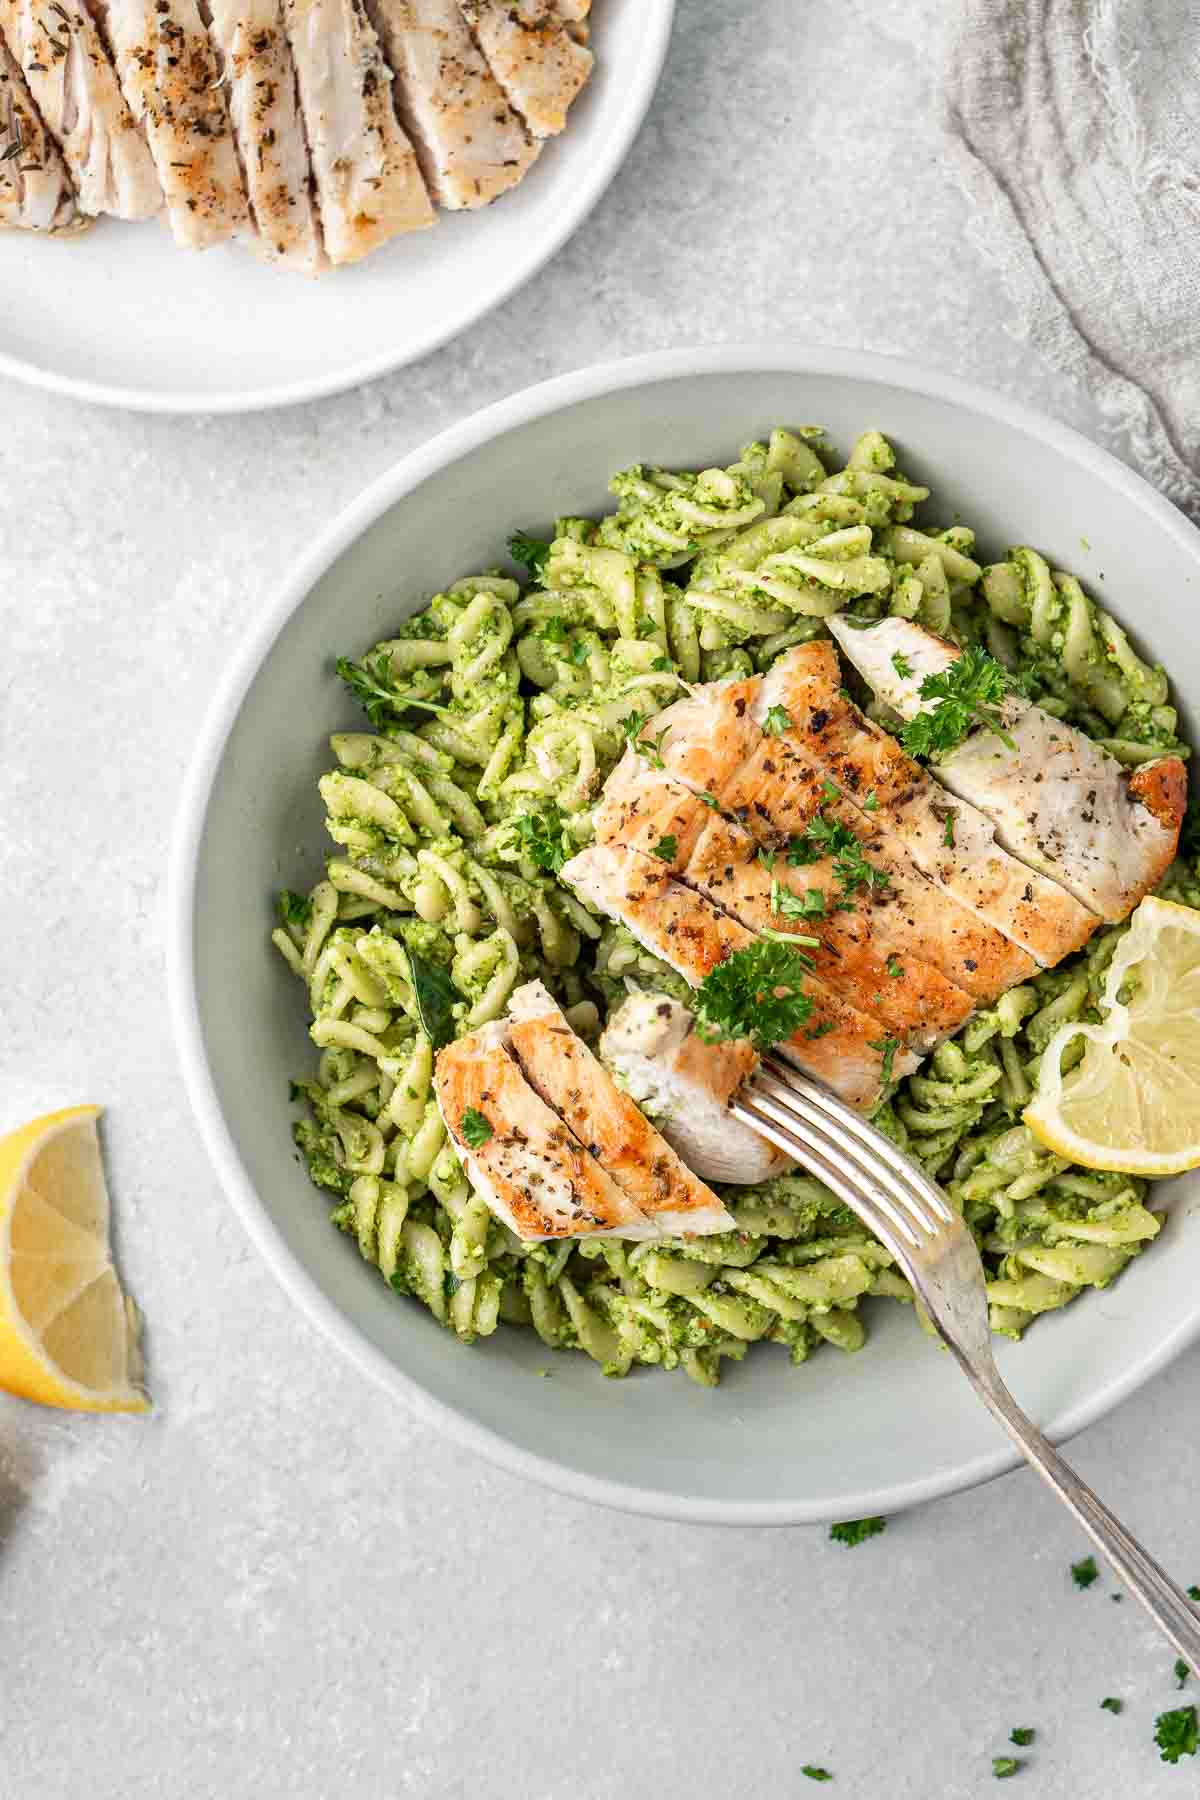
(167, 343), (1200, 1524)
(0, 1), (676, 417)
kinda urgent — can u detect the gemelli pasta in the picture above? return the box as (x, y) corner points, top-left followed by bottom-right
(273, 429), (1196, 1385)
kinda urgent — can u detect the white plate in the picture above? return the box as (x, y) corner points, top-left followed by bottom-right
(0, 1), (673, 414)
(169, 346), (1200, 1524)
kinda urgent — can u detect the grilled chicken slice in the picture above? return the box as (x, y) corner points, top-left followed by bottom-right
(0, 0), (160, 217)
(562, 842), (919, 1111)
(0, 33), (84, 228)
(595, 761), (973, 1051)
(599, 991), (795, 1187)
(757, 643), (1098, 968)
(283, 0), (433, 264)
(645, 675), (763, 798)
(828, 615), (1187, 921)
(506, 981), (734, 1235)
(435, 1020), (656, 1241)
(207, 0), (324, 270)
(458, 0), (592, 137)
(368, 0), (538, 209)
(100, 0), (249, 246)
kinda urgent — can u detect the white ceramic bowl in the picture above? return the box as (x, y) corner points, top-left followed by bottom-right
(169, 346), (1200, 1524)
(0, 1), (673, 414)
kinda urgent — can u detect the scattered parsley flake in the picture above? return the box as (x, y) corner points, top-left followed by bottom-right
(886, 955), (903, 978)
(829, 1516), (886, 1546)
(900, 645), (1016, 760)
(1009, 1729), (1034, 1747)
(868, 1036), (899, 1084)
(1188, 1585), (1200, 1602)
(508, 530), (551, 581)
(862, 790), (879, 811)
(651, 834), (678, 863)
(459, 1108), (493, 1149)
(801, 1770), (832, 1784)
(804, 1019), (835, 1040)
(693, 941), (816, 1051)
(762, 704), (792, 736)
(771, 879), (825, 921)
(1177, 1661), (1191, 1690)
(515, 801), (573, 874)
(942, 810), (956, 848)
(699, 791), (720, 809)
(1071, 1555), (1099, 1590)
(336, 649), (402, 729)
(569, 636), (592, 667)
(1100, 1698), (1123, 1714)
(539, 614), (568, 644)
(820, 779), (840, 803)
(891, 651), (914, 679)
(1154, 1705), (1198, 1764)
(991, 1757), (1019, 1779)
(651, 654), (673, 671)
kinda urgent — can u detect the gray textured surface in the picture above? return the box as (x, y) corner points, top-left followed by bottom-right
(2, 3), (1198, 1795)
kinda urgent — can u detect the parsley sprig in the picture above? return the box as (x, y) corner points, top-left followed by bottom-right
(693, 941), (816, 1051)
(900, 645), (1016, 759)
(336, 649), (402, 728)
(514, 801), (574, 875)
(1154, 1704), (1198, 1764)
(619, 710), (670, 770)
(508, 530), (552, 582)
(459, 1107), (493, 1149)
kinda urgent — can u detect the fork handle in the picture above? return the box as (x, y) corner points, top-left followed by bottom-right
(953, 1345), (1200, 1668)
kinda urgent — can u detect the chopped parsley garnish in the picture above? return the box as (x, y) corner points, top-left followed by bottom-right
(699, 791), (720, 809)
(891, 651), (914, 679)
(804, 1019), (835, 1040)
(1100, 1698), (1123, 1714)
(868, 1037), (899, 1084)
(569, 636), (592, 667)
(651, 834), (678, 863)
(1071, 1555), (1099, 1589)
(762, 704), (792, 736)
(800, 1770), (832, 1784)
(278, 888), (312, 928)
(539, 614), (568, 643)
(991, 1758), (1019, 1779)
(771, 879), (825, 920)
(508, 530), (552, 581)
(651, 654), (674, 671)
(459, 1108), (493, 1149)
(619, 711), (670, 770)
(942, 810), (956, 848)
(693, 941), (815, 1051)
(336, 649), (401, 729)
(862, 789), (879, 811)
(1188, 1585), (1200, 1602)
(758, 847), (777, 872)
(514, 800), (573, 874)
(1177, 1661), (1191, 1689)
(786, 810), (889, 900)
(829, 1516), (886, 1546)
(408, 952), (459, 1052)
(886, 955), (903, 978)
(899, 645), (1016, 759)
(1009, 1728), (1034, 1747)
(1154, 1705), (1199, 1764)
(820, 779), (840, 802)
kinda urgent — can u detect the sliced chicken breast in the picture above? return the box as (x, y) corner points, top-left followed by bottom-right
(207, 0), (324, 271)
(592, 745), (714, 866)
(756, 642), (1098, 968)
(99, 0), (250, 246)
(283, 0), (433, 264)
(368, 0), (539, 209)
(434, 1020), (656, 1241)
(0, 0), (160, 217)
(459, 0), (592, 137)
(0, 33), (84, 229)
(562, 842), (919, 1110)
(828, 615), (1187, 921)
(599, 990), (795, 1187)
(646, 674), (763, 799)
(681, 813), (975, 1052)
(506, 980), (734, 1235)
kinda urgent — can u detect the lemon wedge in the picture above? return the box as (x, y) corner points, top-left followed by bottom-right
(0, 1105), (147, 1411)
(1025, 897), (1200, 1176)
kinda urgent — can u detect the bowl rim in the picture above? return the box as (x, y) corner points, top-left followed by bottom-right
(0, 2), (676, 418)
(167, 343), (1200, 1524)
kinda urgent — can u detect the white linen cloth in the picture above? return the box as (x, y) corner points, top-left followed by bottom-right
(942, 0), (1200, 513)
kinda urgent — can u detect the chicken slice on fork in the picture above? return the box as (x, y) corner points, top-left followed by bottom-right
(506, 980), (735, 1236)
(206, 0), (324, 271)
(0, 32), (84, 229)
(458, 0), (592, 137)
(283, 0), (433, 263)
(367, 0), (539, 209)
(828, 615), (1187, 922)
(99, 0), (250, 246)
(0, 0), (160, 217)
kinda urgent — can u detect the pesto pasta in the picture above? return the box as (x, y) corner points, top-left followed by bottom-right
(274, 429), (1196, 1385)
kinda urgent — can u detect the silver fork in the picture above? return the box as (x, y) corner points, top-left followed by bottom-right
(735, 1052), (1200, 1667)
